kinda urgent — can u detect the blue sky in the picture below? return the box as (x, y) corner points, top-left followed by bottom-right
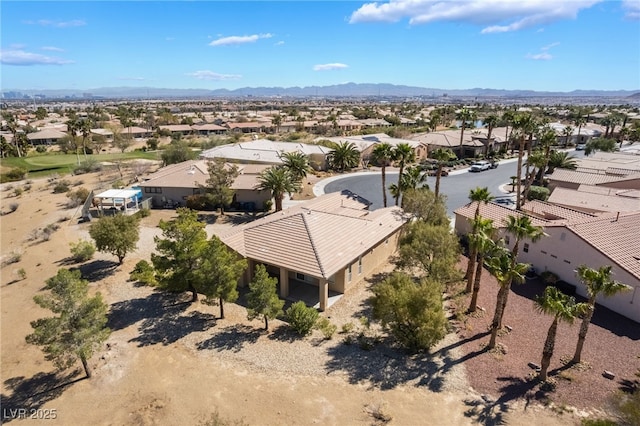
(1, 1), (639, 92)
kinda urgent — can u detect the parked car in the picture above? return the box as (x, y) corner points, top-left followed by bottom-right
(576, 143), (586, 151)
(427, 168), (449, 177)
(469, 160), (491, 172)
(489, 160), (498, 169)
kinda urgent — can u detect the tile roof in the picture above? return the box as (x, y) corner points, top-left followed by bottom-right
(547, 187), (640, 213)
(520, 200), (597, 222)
(567, 212), (640, 280)
(218, 191), (407, 279)
(200, 140), (331, 164)
(454, 201), (550, 227)
(26, 128), (67, 140)
(548, 169), (636, 186)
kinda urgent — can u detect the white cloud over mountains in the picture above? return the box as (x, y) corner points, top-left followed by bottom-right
(313, 63), (349, 71)
(187, 70), (242, 80)
(0, 49), (73, 65)
(349, 0), (601, 33)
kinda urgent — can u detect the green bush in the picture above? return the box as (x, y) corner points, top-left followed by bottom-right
(35, 145), (48, 153)
(17, 268), (27, 280)
(129, 260), (156, 285)
(285, 301), (319, 336)
(66, 187), (90, 207)
(69, 240), (96, 262)
(73, 159), (102, 175)
(528, 185), (550, 201)
(13, 187), (23, 197)
(52, 180), (71, 194)
(1, 168), (27, 183)
(315, 317), (337, 340)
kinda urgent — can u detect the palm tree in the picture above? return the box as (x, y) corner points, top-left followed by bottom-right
(535, 286), (588, 381)
(327, 141), (360, 172)
(271, 114), (283, 133)
(79, 118), (92, 160)
(485, 249), (529, 349)
(372, 143), (395, 208)
(430, 148), (456, 197)
(456, 107), (475, 157)
(501, 110), (515, 144)
(280, 151), (310, 184)
(483, 114), (499, 157)
(573, 114), (586, 146)
(66, 115), (81, 165)
(389, 165), (427, 207)
(256, 167), (299, 212)
(499, 215), (545, 323)
(392, 143), (415, 206)
(547, 151), (577, 173)
(522, 150), (546, 202)
(468, 220), (498, 313)
(537, 128), (557, 185)
(511, 113), (537, 210)
(571, 265), (631, 364)
(464, 187), (494, 289)
(561, 125), (574, 147)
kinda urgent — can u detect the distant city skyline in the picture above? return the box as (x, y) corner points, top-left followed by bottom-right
(2, 1), (639, 92)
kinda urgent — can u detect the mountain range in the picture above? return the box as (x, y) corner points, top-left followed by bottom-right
(5, 83), (639, 99)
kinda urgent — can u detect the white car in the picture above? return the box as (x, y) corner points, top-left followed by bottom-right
(469, 161), (491, 172)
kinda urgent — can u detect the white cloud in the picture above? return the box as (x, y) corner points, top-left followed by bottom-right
(24, 19), (86, 28)
(0, 49), (73, 65)
(209, 33), (273, 46)
(622, 0), (640, 20)
(541, 42), (560, 50)
(526, 52), (552, 60)
(118, 77), (146, 81)
(275, 41), (285, 46)
(187, 70), (242, 81)
(349, 0), (601, 33)
(313, 63), (349, 71)
(41, 46), (64, 52)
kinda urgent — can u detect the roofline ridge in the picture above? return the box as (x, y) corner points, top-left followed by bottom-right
(300, 211), (326, 278)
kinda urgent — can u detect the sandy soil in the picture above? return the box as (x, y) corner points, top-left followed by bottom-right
(1, 166), (583, 426)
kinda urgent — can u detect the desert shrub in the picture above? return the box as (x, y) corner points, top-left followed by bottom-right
(146, 138), (159, 150)
(528, 185), (550, 201)
(69, 240), (96, 262)
(134, 208), (151, 218)
(73, 159), (102, 175)
(581, 419), (617, 426)
(66, 187), (90, 207)
(52, 180), (71, 193)
(285, 301), (319, 336)
(3, 167), (27, 182)
(262, 199), (273, 212)
(23, 184), (31, 191)
(129, 260), (156, 285)
(341, 322), (355, 334)
(540, 270), (558, 284)
(315, 317), (337, 340)
(111, 180), (125, 189)
(185, 194), (209, 211)
(2, 250), (22, 267)
(41, 223), (60, 241)
(35, 145), (48, 153)
(8, 202), (19, 213)
(17, 268), (27, 280)
(13, 187), (23, 197)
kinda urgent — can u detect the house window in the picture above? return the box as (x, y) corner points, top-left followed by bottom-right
(193, 188), (202, 195)
(504, 236), (510, 245)
(358, 256), (362, 274)
(296, 273), (305, 281)
(347, 264), (352, 282)
(144, 187), (162, 194)
(523, 243), (529, 253)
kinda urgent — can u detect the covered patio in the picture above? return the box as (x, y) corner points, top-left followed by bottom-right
(92, 188), (142, 214)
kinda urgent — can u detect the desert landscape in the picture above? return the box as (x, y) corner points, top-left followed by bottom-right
(0, 161), (636, 426)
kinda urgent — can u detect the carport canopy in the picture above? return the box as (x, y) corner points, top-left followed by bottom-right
(93, 189), (141, 212)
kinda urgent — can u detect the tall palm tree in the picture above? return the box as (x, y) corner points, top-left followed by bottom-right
(535, 286), (588, 381)
(389, 165), (427, 207)
(79, 118), (92, 160)
(571, 265), (631, 364)
(66, 115), (81, 165)
(280, 151), (310, 184)
(486, 249), (529, 349)
(483, 114), (499, 157)
(456, 107), (475, 158)
(537, 128), (557, 185)
(430, 148), (456, 197)
(372, 143), (395, 208)
(464, 187), (494, 288)
(522, 150), (546, 202)
(327, 141), (360, 172)
(562, 125), (574, 148)
(271, 114), (283, 133)
(499, 215), (545, 323)
(501, 109), (515, 144)
(256, 167), (299, 212)
(468, 220), (498, 313)
(573, 114), (586, 146)
(392, 143), (416, 206)
(511, 113), (536, 210)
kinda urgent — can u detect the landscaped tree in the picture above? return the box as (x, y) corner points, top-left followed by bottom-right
(327, 141), (360, 172)
(256, 166), (299, 212)
(467, 220), (497, 313)
(430, 148), (456, 197)
(401, 187), (449, 226)
(246, 264), (285, 330)
(571, 265), (631, 364)
(199, 235), (247, 319)
(392, 143), (415, 206)
(456, 107), (475, 156)
(464, 187), (494, 289)
(201, 159), (239, 215)
(271, 114), (283, 133)
(561, 125), (574, 147)
(390, 165), (428, 207)
(372, 143), (395, 207)
(511, 112), (538, 210)
(483, 114), (499, 157)
(397, 221), (460, 282)
(280, 151), (310, 184)
(547, 151), (577, 173)
(485, 249), (529, 349)
(26, 268), (110, 378)
(89, 214), (140, 264)
(153, 208), (208, 302)
(370, 272), (447, 352)
(160, 140), (197, 165)
(584, 137), (618, 156)
(522, 150), (546, 202)
(535, 286), (588, 381)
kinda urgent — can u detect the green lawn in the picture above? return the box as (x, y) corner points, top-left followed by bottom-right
(1, 151), (160, 178)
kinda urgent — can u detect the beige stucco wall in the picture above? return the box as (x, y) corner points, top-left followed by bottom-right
(455, 214), (639, 323)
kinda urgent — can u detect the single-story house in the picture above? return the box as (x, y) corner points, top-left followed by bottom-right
(546, 169), (640, 192)
(226, 122), (270, 134)
(192, 123), (227, 135)
(158, 124), (194, 136)
(200, 139), (332, 170)
(317, 133), (429, 164)
(547, 185), (640, 214)
(137, 159), (272, 209)
(26, 128), (67, 145)
(411, 129), (508, 159)
(217, 190), (408, 310)
(121, 126), (152, 138)
(454, 201), (640, 323)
